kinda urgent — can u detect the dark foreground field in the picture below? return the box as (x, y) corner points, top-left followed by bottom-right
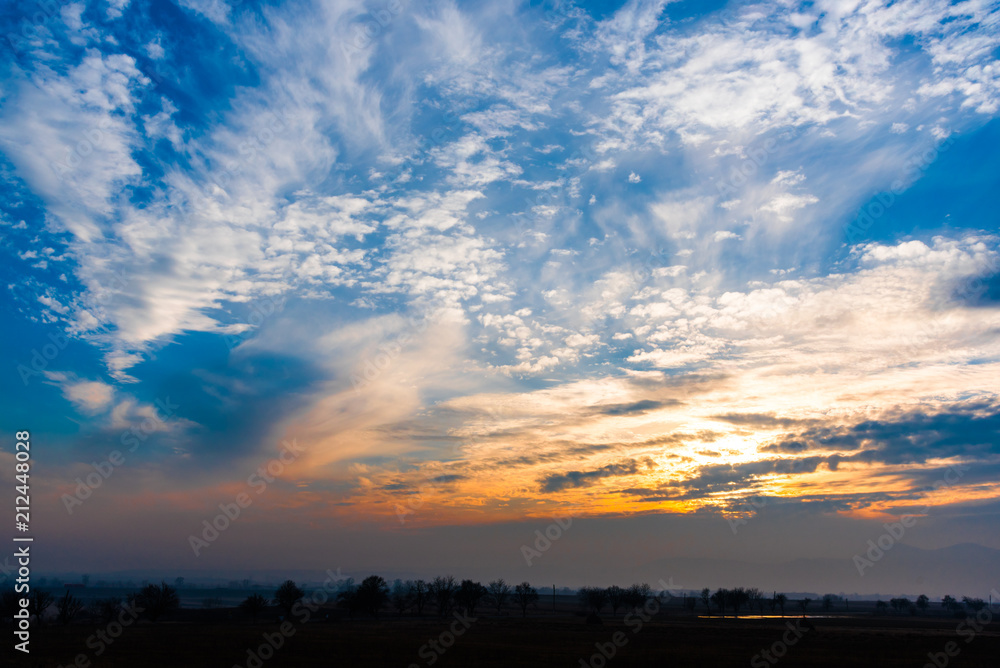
(9, 611), (1000, 668)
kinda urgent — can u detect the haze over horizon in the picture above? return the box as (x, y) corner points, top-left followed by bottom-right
(2, 0), (999, 598)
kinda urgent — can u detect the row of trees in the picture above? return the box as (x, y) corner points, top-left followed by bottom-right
(239, 577), (541, 621)
(578, 584), (653, 616)
(1, 582), (181, 626)
(873, 595), (991, 616)
(10, 579), (991, 625)
(696, 587), (789, 616)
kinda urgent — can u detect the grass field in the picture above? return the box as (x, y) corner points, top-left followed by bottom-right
(9, 603), (999, 668)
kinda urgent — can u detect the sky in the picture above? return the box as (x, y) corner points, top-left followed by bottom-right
(1, 0), (1000, 594)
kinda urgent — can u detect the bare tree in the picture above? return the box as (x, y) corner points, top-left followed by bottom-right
(773, 593), (787, 616)
(456, 580), (488, 617)
(56, 591), (85, 625)
(700, 588), (712, 615)
(29, 590), (55, 625)
(429, 576), (457, 617)
(798, 597), (812, 614)
(88, 597), (123, 624)
(889, 597), (913, 614)
(390, 580), (414, 616)
(273, 580), (304, 618)
(963, 597), (987, 612)
(746, 588), (765, 615)
(624, 584), (652, 614)
(710, 588), (727, 616)
(727, 587), (750, 616)
(579, 586), (608, 615)
(412, 580), (430, 616)
(136, 582), (179, 622)
(355, 575), (390, 617)
(513, 582), (538, 618)
(606, 585), (626, 617)
(239, 593), (269, 623)
(487, 579), (511, 615)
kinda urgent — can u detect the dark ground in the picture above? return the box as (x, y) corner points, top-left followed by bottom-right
(7, 603), (1000, 668)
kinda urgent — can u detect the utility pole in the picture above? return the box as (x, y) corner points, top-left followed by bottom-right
(552, 584), (556, 611)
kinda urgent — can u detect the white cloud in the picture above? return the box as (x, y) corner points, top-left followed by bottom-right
(43, 372), (114, 414)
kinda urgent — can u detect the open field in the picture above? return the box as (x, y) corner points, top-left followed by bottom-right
(10, 605), (999, 668)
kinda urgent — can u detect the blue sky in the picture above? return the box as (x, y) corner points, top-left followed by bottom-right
(2, 0), (1000, 590)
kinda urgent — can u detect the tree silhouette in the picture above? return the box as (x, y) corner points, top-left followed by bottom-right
(456, 580), (487, 617)
(273, 580), (304, 618)
(487, 579), (511, 615)
(875, 600), (888, 614)
(624, 584), (651, 613)
(513, 582), (538, 618)
(727, 587), (749, 616)
(798, 597), (812, 613)
(579, 586), (608, 614)
(773, 593), (787, 616)
(429, 576), (457, 617)
(747, 588), (766, 615)
(606, 585), (626, 617)
(889, 597), (911, 614)
(88, 597), (123, 624)
(963, 597), (986, 612)
(136, 582), (179, 622)
(239, 593), (269, 623)
(700, 588), (712, 615)
(390, 580), (414, 616)
(710, 588), (727, 616)
(355, 575), (390, 617)
(337, 582), (361, 617)
(916, 594), (929, 613)
(28, 590), (55, 624)
(412, 580), (430, 616)
(56, 591), (85, 625)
